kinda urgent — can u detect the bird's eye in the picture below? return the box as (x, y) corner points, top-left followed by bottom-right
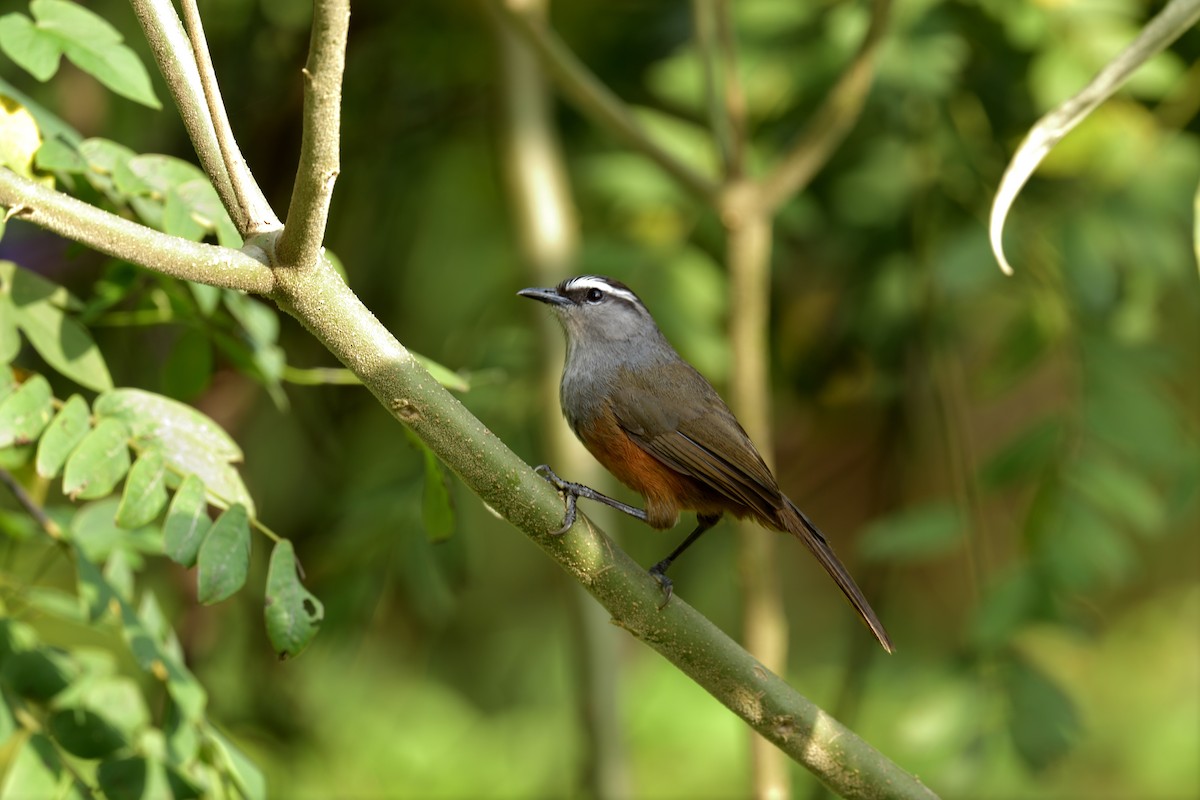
(585, 288), (604, 304)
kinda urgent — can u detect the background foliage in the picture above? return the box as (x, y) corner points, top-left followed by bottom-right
(0, 1), (1197, 798)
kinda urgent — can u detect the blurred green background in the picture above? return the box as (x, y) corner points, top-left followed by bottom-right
(2, 1), (1199, 798)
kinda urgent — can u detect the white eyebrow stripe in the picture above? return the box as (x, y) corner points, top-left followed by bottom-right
(564, 276), (639, 304)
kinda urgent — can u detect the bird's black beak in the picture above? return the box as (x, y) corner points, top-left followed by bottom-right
(517, 286), (571, 306)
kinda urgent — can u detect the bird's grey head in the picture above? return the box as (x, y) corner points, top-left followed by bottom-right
(517, 275), (662, 346)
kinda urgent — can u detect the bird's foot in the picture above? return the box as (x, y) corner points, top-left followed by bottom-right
(648, 561), (674, 610)
(534, 464), (579, 535)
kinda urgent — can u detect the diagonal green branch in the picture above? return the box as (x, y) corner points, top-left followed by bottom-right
(0, 170), (275, 295)
(127, 0), (280, 236)
(487, 0), (721, 204)
(756, 0), (893, 214)
(276, 0), (350, 269)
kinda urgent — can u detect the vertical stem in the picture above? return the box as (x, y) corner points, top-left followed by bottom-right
(489, 1), (631, 796)
(725, 189), (791, 800)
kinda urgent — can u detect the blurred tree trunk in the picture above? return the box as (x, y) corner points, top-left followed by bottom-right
(490, 2), (631, 797)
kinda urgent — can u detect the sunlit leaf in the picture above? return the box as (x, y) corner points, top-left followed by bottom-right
(94, 389), (253, 515)
(36, 394), (90, 478)
(264, 540), (324, 660)
(989, 0), (1200, 274)
(0, 735), (88, 800)
(0, 14), (61, 81)
(22, 0), (160, 109)
(62, 418), (130, 500)
(0, 373), (53, 448)
(196, 504), (250, 605)
(163, 474), (210, 568)
(0, 95), (43, 181)
(70, 499), (127, 563)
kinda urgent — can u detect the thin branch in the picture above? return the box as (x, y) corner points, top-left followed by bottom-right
(757, 0), (893, 213)
(488, 0), (721, 204)
(716, 0), (748, 179)
(692, 0), (735, 177)
(276, 0), (350, 269)
(0, 170), (275, 295)
(0, 468), (63, 540)
(127, 0), (279, 235)
(179, 0), (280, 236)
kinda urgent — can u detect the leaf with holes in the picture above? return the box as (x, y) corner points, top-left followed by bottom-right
(93, 389), (253, 515)
(62, 418), (130, 500)
(0, 373), (52, 448)
(163, 474), (210, 568)
(35, 394), (89, 478)
(196, 504), (250, 605)
(264, 540), (324, 660)
(115, 449), (167, 528)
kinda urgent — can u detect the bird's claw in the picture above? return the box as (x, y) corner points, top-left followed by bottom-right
(534, 464), (576, 535)
(649, 567), (674, 610)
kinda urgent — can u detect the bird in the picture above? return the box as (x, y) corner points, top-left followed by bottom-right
(519, 275), (893, 652)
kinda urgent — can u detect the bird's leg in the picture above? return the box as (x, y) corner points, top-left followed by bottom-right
(649, 513), (721, 609)
(534, 464), (649, 535)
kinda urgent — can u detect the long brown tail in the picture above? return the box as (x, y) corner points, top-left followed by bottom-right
(779, 498), (894, 653)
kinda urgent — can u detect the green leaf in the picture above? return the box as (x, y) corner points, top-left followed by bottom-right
(0, 735), (87, 800)
(35, 393), (89, 478)
(163, 474), (210, 568)
(858, 502), (964, 562)
(1, 647), (76, 702)
(103, 549), (134, 602)
(94, 389), (254, 515)
(0, 296), (19, 364)
(162, 186), (207, 240)
(29, 0), (160, 109)
(264, 540), (324, 660)
(0, 96), (44, 184)
(70, 499), (127, 562)
(196, 504), (250, 605)
(1, 258), (81, 310)
(97, 756), (192, 800)
(33, 135), (85, 172)
(62, 418), (130, 500)
(0, 373), (53, 448)
(1003, 653), (1081, 771)
(48, 707), (127, 759)
(980, 418), (1064, 488)
(11, 292), (111, 392)
(115, 599), (206, 721)
(76, 553), (118, 622)
(162, 328), (213, 400)
(421, 447), (454, 542)
(0, 14), (61, 81)
(115, 449), (167, 528)
(206, 727), (266, 800)
(1067, 455), (1165, 536)
(127, 154), (206, 195)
